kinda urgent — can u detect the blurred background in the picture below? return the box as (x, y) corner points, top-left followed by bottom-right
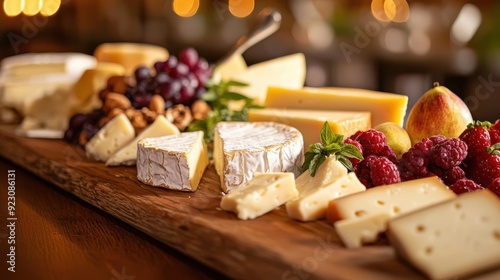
(0, 0), (499, 121)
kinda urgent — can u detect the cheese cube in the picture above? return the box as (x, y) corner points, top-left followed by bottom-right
(295, 156), (347, 195)
(387, 190), (500, 280)
(334, 213), (391, 249)
(248, 108), (371, 149)
(137, 131), (209, 192)
(106, 116), (179, 166)
(326, 176), (456, 223)
(85, 113), (135, 162)
(287, 172), (366, 222)
(264, 86), (408, 127)
(220, 172), (298, 220)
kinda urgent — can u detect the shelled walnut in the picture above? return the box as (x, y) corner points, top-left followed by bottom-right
(166, 104), (192, 131)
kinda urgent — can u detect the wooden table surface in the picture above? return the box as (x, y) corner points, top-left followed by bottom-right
(0, 158), (225, 280)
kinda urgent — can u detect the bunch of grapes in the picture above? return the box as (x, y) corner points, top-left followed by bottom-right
(125, 48), (213, 109)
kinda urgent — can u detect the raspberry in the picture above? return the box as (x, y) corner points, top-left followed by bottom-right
(449, 179), (483, 195)
(429, 135), (446, 145)
(344, 138), (363, 168)
(487, 178), (500, 198)
(428, 165), (465, 186)
(370, 157), (401, 187)
(356, 155), (400, 188)
(429, 138), (468, 169)
(378, 145), (397, 163)
(349, 130), (363, 141)
(398, 138), (434, 180)
(459, 120), (491, 161)
(357, 129), (387, 157)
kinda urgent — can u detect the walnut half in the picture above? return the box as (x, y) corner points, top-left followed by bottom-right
(165, 104), (192, 131)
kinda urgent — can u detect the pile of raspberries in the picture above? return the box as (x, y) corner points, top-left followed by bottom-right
(347, 120), (500, 197)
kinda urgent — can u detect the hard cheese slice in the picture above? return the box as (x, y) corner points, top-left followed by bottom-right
(264, 86), (408, 127)
(213, 122), (304, 193)
(94, 43), (168, 74)
(220, 172), (298, 220)
(106, 116), (179, 166)
(85, 113), (135, 162)
(326, 176), (456, 223)
(248, 108), (371, 149)
(137, 131), (209, 192)
(334, 212), (391, 249)
(287, 172), (366, 222)
(387, 190), (500, 280)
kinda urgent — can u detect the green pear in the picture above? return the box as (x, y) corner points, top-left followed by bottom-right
(406, 83), (473, 145)
(374, 122), (411, 159)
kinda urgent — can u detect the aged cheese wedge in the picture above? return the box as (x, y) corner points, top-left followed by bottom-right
(220, 172), (298, 220)
(212, 54), (247, 81)
(264, 86), (408, 127)
(85, 113), (135, 162)
(248, 108), (371, 148)
(326, 176), (456, 223)
(106, 116), (179, 166)
(213, 122), (304, 193)
(287, 172), (366, 222)
(387, 190), (500, 280)
(94, 43), (169, 74)
(334, 212), (391, 249)
(295, 156), (347, 195)
(137, 131), (209, 192)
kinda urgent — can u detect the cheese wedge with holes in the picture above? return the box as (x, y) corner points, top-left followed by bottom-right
(248, 108), (371, 148)
(387, 190), (500, 280)
(213, 122), (304, 193)
(137, 131), (209, 192)
(106, 115), (179, 166)
(287, 172), (366, 222)
(264, 86), (408, 127)
(295, 156), (347, 195)
(221, 172), (298, 220)
(334, 212), (391, 249)
(326, 176), (456, 223)
(94, 43), (168, 74)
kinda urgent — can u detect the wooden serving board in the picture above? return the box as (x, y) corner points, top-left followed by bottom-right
(1, 124), (498, 280)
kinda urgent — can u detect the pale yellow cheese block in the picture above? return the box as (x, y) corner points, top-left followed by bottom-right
(295, 156), (347, 195)
(334, 212), (391, 249)
(94, 43), (168, 74)
(387, 190), (500, 280)
(264, 86), (408, 127)
(221, 172), (298, 220)
(212, 54), (247, 81)
(248, 108), (371, 148)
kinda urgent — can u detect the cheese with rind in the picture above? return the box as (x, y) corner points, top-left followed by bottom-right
(85, 113), (135, 162)
(249, 108), (371, 148)
(220, 172), (298, 220)
(137, 131), (209, 192)
(387, 190), (500, 280)
(213, 122), (304, 193)
(106, 116), (179, 166)
(264, 86), (408, 127)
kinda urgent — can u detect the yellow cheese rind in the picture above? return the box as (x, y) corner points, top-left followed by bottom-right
(220, 172), (298, 220)
(248, 108), (371, 149)
(94, 43), (168, 74)
(387, 190), (500, 280)
(334, 212), (391, 249)
(287, 172), (366, 222)
(264, 86), (408, 127)
(326, 176), (456, 223)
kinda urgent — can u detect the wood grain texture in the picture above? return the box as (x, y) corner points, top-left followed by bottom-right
(0, 159), (223, 280)
(0, 124), (499, 279)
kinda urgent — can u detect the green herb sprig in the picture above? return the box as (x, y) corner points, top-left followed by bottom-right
(302, 122), (363, 177)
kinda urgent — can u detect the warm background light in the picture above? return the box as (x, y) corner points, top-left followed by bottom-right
(172, 0), (199, 18)
(371, 0), (410, 23)
(3, 0), (61, 16)
(40, 0), (60, 16)
(22, 0), (41, 16)
(3, 0), (24, 17)
(229, 0), (254, 18)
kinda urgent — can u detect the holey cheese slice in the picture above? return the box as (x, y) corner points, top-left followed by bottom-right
(326, 176), (456, 223)
(220, 172), (298, 220)
(248, 108), (371, 149)
(137, 131), (209, 192)
(387, 190), (500, 280)
(287, 172), (366, 222)
(85, 113), (135, 162)
(106, 116), (179, 166)
(213, 122), (304, 193)
(264, 86), (408, 127)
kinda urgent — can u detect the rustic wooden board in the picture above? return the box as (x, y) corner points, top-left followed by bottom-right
(1, 124), (499, 280)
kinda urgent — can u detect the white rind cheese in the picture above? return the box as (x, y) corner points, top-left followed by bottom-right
(137, 131), (209, 192)
(387, 190), (500, 280)
(287, 172), (366, 222)
(220, 172), (298, 220)
(334, 212), (391, 249)
(85, 113), (135, 162)
(213, 122), (304, 193)
(106, 116), (179, 166)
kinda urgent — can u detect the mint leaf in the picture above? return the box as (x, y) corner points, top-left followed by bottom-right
(309, 154), (326, 177)
(220, 91), (251, 101)
(225, 80), (248, 87)
(337, 156), (354, 172)
(339, 143), (363, 160)
(308, 143), (323, 154)
(302, 151), (316, 173)
(320, 121), (334, 145)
